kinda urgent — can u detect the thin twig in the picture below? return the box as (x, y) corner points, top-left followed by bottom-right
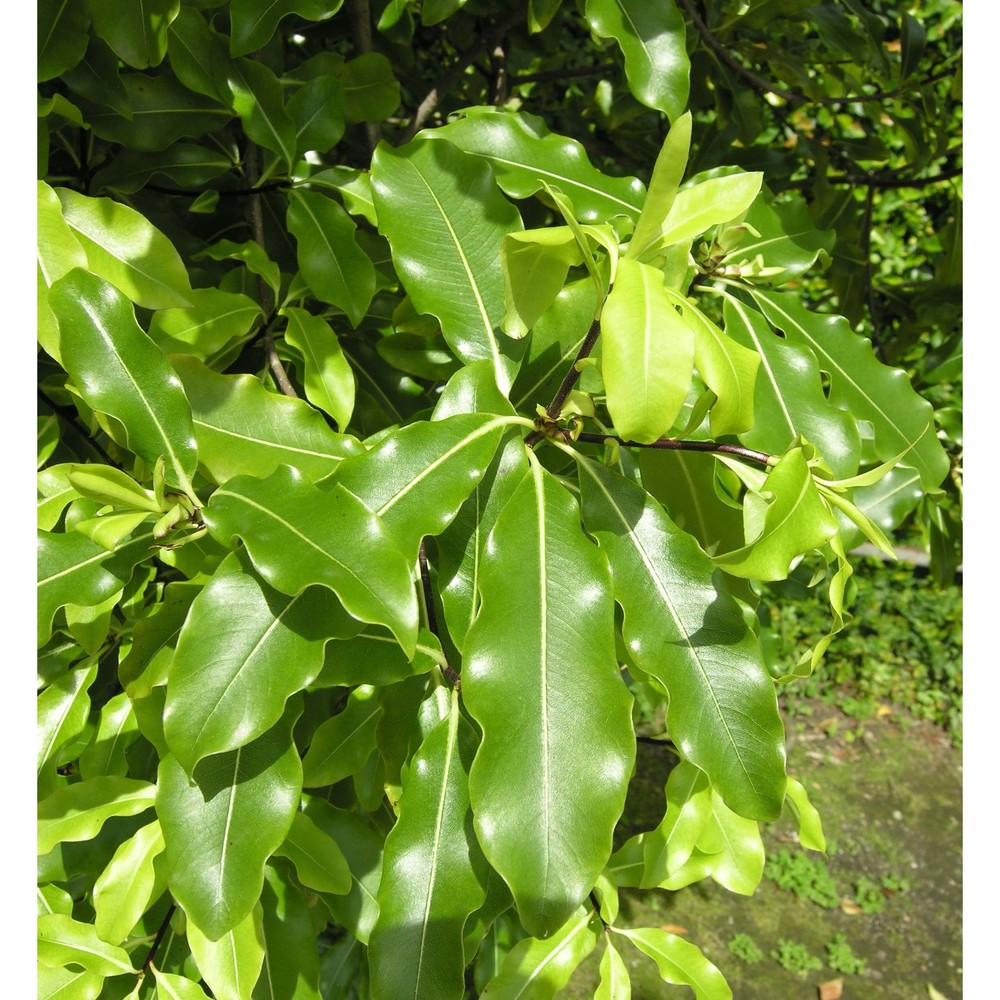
(511, 63), (617, 86)
(141, 902), (177, 973)
(575, 431), (774, 467)
(145, 181), (290, 198)
(418, 540), (461, 688)
(783, 163), (963, 191)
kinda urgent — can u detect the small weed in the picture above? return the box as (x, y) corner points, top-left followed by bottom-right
(853, 875), (886, 913)
(727, 933), (764, 966)
(880, 872), (911, 893)
(771, 939), (823, 975)
(826, 933), (868, 975)
(764, 848), (840, 908)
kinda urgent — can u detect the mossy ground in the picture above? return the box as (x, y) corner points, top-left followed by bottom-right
(565, 702), (962, 999)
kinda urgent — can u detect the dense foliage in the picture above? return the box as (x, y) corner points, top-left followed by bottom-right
(37, 1), (961, 998)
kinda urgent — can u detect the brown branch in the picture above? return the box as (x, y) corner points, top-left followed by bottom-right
(141, 901), (177, 974)
(575, 432), (774, 467)
(347, 0), (381, 157)
(145, 181), (290, 198)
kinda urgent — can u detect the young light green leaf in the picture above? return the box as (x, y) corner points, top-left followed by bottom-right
(425, 108), (645, 223)
(627, 111), (692, 261)
(281, 306), (355, 429)
(149, 288), (262, 363)
(157, 704), (303, 940)
(302, 685), (382, 787)
(463, 452), (635, 938)
(575, 457), (786, 820)
(596, 938), (632, 1000)
(613, 927), (732, 1000)
(93, 820), (166, 944)
(601, 256), (695, 443)
(67, 464), (161, 513)
(172, 356), (360, 483)
(371, 139), (524, 395)
(50, 270), (198, 496)
(187, 904), (265, 1000)
(203, 467), (418, 655)
(84, 0), (179, 69)
(37, 913), (137, 976)
(273, 811), (351, 896)
(55, 188), (194, 308)
(368, 689), (489, 1000)
(584, 0), (690, 119)
(479, 907), (603, 999)
(164, 552), (348, 772)
(38, 777), (157, 855)
(37, 661), (98, 795)
(698, 787), (765, 895)
(286, 190), (376, 327)
(501, 229), (584, 339)
(151, 967), (213, 1000)
(784, 777), (826, 853)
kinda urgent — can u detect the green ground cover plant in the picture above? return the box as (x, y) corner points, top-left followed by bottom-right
(37, 1), (960, 997)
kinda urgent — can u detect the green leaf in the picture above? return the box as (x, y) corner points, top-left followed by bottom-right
(463, 452), (635, 937)
(289, 74), (345, 157)
(157, 703), (303, 940)
(37, 964), (104, 1000)
(327, 413), (513, 563)
(613, 927), (731, 1000)
(584, 0), (690, 119)
(149, 288), (262, 363)
(714, 448), (839, 581)
(50, 270), (198, 496)
(37, 913), (137, 976)
(784, 777), (826, 852)
(302, 685), (382, 787)
(221, 57), (296, 170)
(230, 0), (344, 57)
(37, 661), (98, 796)
(723, 294), (861, 479)
(426, 109), (645, 224)
(342, 53), (400, 122)
(314, 627), (443, 687)
(151, 968), (213, 1000)
(368, 689), (489, 1000)
(748, 288), (949, 489)
(203, 466), (418, 654)
(38, 777), (157, 855)
(286, 190), (376, 328)
(93, 143), (235, 195)
(479, 907), (603, 999)
(281, 307), (355, 429)
(38, 0), (91, 81)
(164, 552), (346, 772)
(698, 787), (765, 894)
(84, 0), (179, 69)
(187, 905), (265, 998)
(93, 820), (166, 944)
(273, 811), (351, 895)
(421, 0), (467, 26)
(79, 690), (141, 779)
(601, 257), (695, 443)
(596, 939), (631, 1000)
(55, 188), (194, 309)
(196, 239), (281, 300)
(172, 356), (361, 483)
(575, 457), (786, 820)
(254, 864), (323, 1000)
(371, 139), (524, 395)
(627, 112), (692, 261)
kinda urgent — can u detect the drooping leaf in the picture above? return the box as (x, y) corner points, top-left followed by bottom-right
(697, 786), (765, 895)
(157, 703), (303, 940)
(601, 256), (695, 443)
(84, 0), (179, 69)
(172, 356), (361, 483)
(371, 139), (524, 395)
(55, 188), (194, 309)
(187, 905), (265, 998)
(92, 820), (166, 944)
(612, 927), (732, 1000)
(50, 271), (198, 495)
(273, 811), (351, 896)
(302, 685), (382, 788)
(426, 109), (645, 223)
(37, 913), (137, 976)
(784, 777), (826, 852)
(596, 938), (632, 1000)
(463, 452), (635, 937)
(576, 457), (786, 820)
(203, 467), (418, 654)
(219, 57), (297, 170)
(584, 0), (690, 119)
(368, 689), (489, 1000)
(230, 0), (344, 57)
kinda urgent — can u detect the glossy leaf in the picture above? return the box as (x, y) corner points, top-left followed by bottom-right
(203, 466), (418, 654)
(221, 57), (296, 169)
(38, 777), (157, 855)
(164, 552), (346, 772)
(327, 413), (513, 562)
(596, 939), (631, 1000)
(281, 306), (355, 429)
(368, 690), (489, 1000)
(479, 907), (602, 999)
(288, 74), (346, 156)
(601, 256), (695, 443)
(302, 685), (381, 787)
(38, 0), (91, 81)
(37, 180), (87, 362)
(613, 927), (731, 1000)
(576, 457), (786, 820)
(273, 811), (351, 896)
(653, 172), (763, 252)
(37, 913), (136, 976)
(84, 0), (179, 69)
(286, 190), (376, 328)
(91, 143), (234, 195)
(639, 761), (712, 887)
(93, 820), (166, 943)
(79, 690), (141, 779)
(371, 139), (524, 394)
(749, 288), (949, 489)
(698, 787), (765, 895)
(187, 905), (265, 999)
(149, 288), (261, 363)
(314, 627), (443, 687)
(585, 0), (689, 119)
(55, 188), (194, 309)
(50, 271), (198, 494)
(37, 661), (98, 796)
(723, 294), (861, 479)
(157, 704), (303, 940)
(151, 968), (213, 1000)
(37, 964), (104, 1000)
(172, 356), (360, 483)
(501, 229), (584, 339)
(784, 777), (826, 852)
(230, 0), (344, 57)
(427, 109), (645, 223)
(196, 239), (281, 300)
(463, 453), (635, 937)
